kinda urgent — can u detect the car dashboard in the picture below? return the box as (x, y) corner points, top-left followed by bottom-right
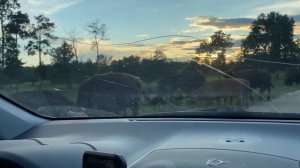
(0, 118), (299, 168)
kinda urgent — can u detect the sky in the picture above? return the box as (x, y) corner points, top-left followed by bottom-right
(18, 0), (300, 66)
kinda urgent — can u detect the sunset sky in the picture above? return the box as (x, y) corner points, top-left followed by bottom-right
(18, 0), (300, 66)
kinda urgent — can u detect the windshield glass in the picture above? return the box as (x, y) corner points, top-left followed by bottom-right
(1, 0), (300, 118)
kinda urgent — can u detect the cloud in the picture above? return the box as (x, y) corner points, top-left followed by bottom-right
(23, 0), (81, 15)
(184, 16), (253, 33)
(295, 22), (300, 35)
(254, 1), (300, 16)
(170, 38), (200, 45)
(137, 34), (149, 38)
(293, 15), (300, 22)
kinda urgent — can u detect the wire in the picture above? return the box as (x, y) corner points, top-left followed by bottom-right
(109, 35), (203, 46)
(242, 58), (300, 66)
(52, 36), (94, 45)
(52, 34), (204, 46)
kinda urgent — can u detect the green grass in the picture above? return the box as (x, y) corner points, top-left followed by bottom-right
(270, 73), (300, 99)
(1, 81), (79, 102)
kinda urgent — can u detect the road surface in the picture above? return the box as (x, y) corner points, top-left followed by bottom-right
(247, 90), (300, 113)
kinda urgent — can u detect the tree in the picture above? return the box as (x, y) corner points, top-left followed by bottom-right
(87, 20), (107, 57)
(0, 0), (20, 70)
(295, 39), (300, 60)
(195, 30), (233, 69)
(4, 11), (30, 77)
(3, 34), (23, 87)
(6, 11), (30, 45)
(153, 49), (167, 60)
(68, 29), (79, 62)
(25, 15), (56, 67)
(111, 55), (141, 75)
(196, 41), (212, 54)
(49, 41), (75, 87)
(210, 30), (233, 54)
(96, 53), (112, 66)
(242, 12), (296, 64)
(50, 41), (74, 65)
(211, 52), (226, 71)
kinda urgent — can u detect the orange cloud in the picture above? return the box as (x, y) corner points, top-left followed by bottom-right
(184, 16), (252, 33)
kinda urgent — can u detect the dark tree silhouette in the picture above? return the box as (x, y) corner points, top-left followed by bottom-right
(196, 30), (233, 69)
(96, 53), (112, 66)
(50, 41), (75, 65)
(6, 11), (30, 45)
(0, 0), (20, 70)
(242, 12), (297, 65)
(111, 55), (141, 76)
(49, 41), (75, 87)
(4, 11), (29, 75)
(87, 20), (107, 57)
(153, 49), (167, 60)
(68, 29), (79, 62)
(3, 34), (23, 85)
(25, 15), (56, 66)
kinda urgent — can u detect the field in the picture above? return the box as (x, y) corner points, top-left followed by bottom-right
(2, 71), (300, 115)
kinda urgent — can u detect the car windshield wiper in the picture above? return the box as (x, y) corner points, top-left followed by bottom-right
(138, 107), (300, 120)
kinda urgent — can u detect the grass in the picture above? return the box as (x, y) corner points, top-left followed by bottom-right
(270, 72), (300, 99)
(1, 81), (79, 102)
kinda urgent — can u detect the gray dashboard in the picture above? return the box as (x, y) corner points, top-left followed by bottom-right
(1, 118), (300, 168)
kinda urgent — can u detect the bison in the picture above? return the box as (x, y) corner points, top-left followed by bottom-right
(195, 78), (250, 107)
(285, 67), (300, 86)
(76, 72), (142, 115)
(232, 69), (273, 100)
(150, 68), (205, 105)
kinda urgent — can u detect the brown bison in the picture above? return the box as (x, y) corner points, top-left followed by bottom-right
(150, 68), (205, 105)
(76, 73), (142, 115)
(232, 69), (273, 100)
(195, 78), (250, 107)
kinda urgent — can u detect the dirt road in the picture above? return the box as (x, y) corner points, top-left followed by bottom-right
(246, 90), (300, 113)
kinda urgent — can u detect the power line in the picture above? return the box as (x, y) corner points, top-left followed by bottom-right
(109, 35), (203, 46)
(52, 36), (93, 45)
(52, 34), (204, 46)
(243, 58), (300, 66)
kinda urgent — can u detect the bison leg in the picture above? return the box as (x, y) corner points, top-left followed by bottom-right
(224, 97), (228, 105)
(249, 93), (254, 102)
(216, 98), (222, 106)
(259, 88), (266, 100)
(240, 93), (250, 108)
(267, 87), (271, 101)
(203, 99), (213, 107)
(131, 100), (139, 116)
(229, 96), (234, 105)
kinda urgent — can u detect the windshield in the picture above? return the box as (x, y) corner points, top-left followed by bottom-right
(1, 0), (300, 118)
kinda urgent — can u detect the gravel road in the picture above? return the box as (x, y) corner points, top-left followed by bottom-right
(246, 90), (300, 113)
